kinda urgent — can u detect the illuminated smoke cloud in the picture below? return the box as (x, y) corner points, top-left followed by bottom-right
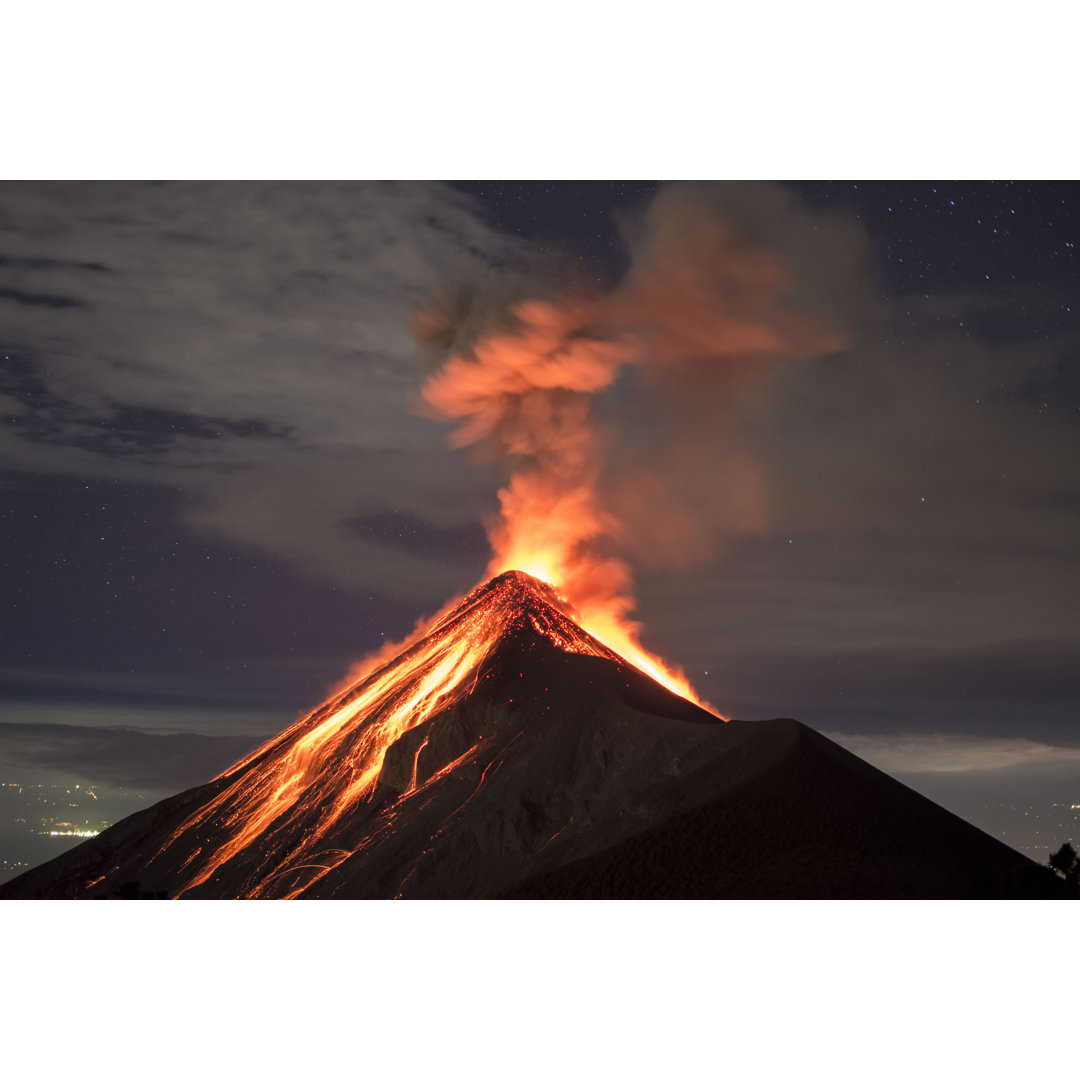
(415, 182), (848, 692)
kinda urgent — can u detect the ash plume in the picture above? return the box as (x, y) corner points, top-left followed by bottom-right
(414, 183), (851, 670)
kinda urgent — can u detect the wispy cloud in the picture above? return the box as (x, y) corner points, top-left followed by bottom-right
(825, 731), (1080, 774)
(0, 182), (518, 596)
(0, 721), (260, 792)
(0, 698), (279, 737)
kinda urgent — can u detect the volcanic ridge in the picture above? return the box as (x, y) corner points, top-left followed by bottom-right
(0, 571), (1062, 899)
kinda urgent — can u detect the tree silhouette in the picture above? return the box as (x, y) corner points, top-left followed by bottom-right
(1048, 842), (1079, 896)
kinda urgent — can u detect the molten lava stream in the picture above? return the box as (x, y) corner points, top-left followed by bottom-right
(162, 617), (498, 895)
(155, 568), (717, 897)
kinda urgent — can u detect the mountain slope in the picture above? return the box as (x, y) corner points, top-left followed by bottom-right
(503, 720), (1061, 899)
(0, 572), (1060, 899)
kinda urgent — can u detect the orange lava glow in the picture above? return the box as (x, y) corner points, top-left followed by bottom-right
(154, 571), (692, 897)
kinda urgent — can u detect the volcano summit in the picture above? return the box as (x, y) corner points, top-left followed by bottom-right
(0, 572), (1059, 899)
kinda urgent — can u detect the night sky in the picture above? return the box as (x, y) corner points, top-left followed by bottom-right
(2, 181), (1079, 879)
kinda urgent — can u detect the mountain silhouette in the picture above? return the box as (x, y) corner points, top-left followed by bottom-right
(0, 571), (1062, 899)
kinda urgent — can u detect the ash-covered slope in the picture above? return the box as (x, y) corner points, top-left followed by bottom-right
(0, 572), (1059, 899)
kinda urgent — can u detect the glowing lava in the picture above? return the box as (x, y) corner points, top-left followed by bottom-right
(153, 570), (713, 898)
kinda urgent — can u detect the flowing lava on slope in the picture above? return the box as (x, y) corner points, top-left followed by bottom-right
(153, 571), (716, 898)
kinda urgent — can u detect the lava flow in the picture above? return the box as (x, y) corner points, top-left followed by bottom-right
(153, 570), (711, 898)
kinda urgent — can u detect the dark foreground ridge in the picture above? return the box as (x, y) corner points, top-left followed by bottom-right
(1, 572), (1065, 899)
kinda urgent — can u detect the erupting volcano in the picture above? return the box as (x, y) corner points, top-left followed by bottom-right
(2, 569), (719, 899)
(1, 192), (1065, 900)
